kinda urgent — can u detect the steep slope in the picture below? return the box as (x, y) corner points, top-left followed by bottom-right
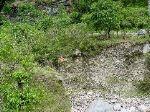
(59, 42), (150, 112)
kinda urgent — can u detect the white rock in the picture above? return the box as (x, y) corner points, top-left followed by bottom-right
(125, 98), (132, 104)
(138, 105), (150, 112)
(86, 99), (113, 112)
(74, 49), (81, 56)
(143, 44), (150, 54)
(111, 99), (118, 104)
(113, 103), (122, 111)
(130, 106), (137, 112)
(121, 108), (130, 112)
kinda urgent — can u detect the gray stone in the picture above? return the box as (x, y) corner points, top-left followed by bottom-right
(143, 44), (150, 54)
(137, 29), (147, 36)
(130, 106), (137, 112)
(74, 49), (82, 56)
(86, 99), (113, 112)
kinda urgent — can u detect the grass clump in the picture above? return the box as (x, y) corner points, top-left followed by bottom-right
(136, 53), (150, 95)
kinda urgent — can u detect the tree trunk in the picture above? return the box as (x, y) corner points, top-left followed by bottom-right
(107, 28), (111, 38)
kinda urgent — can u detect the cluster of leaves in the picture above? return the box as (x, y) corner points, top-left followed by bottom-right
(0, 22), (39, 111)
(120, 7), (149, 30)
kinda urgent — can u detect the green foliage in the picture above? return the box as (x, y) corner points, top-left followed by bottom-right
(120, 7), (149, 30)
(88, 0), (121, 36)
(32, 68), (71, 112)
(35, 0), (53, 5)
(136, 79), (150, 95)
(0, 21), (71, 111)
(136, 54), (150, 95)
(52, 5), (72, 28)
(0, 22), (41, 111)
(17, 3), (47, 23)
(46, 23), (90, 59)
(37, 17), (53, 31)
(2, 84), (38, 112)
(2, 4), (12, 14)
(71, 0), (98, 23)
(73, 0), (97, 13)
(114, 0), (147, 7)
(1, 1), (150, 111)
(12, 70), (31, 83)
(70, 11), (81, 23)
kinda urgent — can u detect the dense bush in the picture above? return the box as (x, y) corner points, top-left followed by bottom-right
(0, 22), (38, 111)
(120, 7), (149, 30)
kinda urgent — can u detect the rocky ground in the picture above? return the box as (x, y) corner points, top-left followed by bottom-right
(70, 91), (150, 112)
(60, 42), (150, 112)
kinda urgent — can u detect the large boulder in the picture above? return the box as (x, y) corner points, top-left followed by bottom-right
(86, 99), (113, 112)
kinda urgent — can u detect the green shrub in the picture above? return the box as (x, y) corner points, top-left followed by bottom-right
(146, 53), (150, 68)
(70, 11), (81, 23)
(0, 20), (71, 111)
(37, 17), (53, 31)
(120, 7), (149, 30)
(15, 3), (49, 24)
(136, 53), (150, 95)
(0, 22), (42, 111)
(2, 4), (12, 15)
(52, 6), (72, 28)
(136, 79), (150, 95)
(85, 0), (121, 37)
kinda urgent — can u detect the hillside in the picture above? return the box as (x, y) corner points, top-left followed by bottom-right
(0, 0), (150, 112)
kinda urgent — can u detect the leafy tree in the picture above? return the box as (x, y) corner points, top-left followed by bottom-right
(88, 0), (121, 37)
